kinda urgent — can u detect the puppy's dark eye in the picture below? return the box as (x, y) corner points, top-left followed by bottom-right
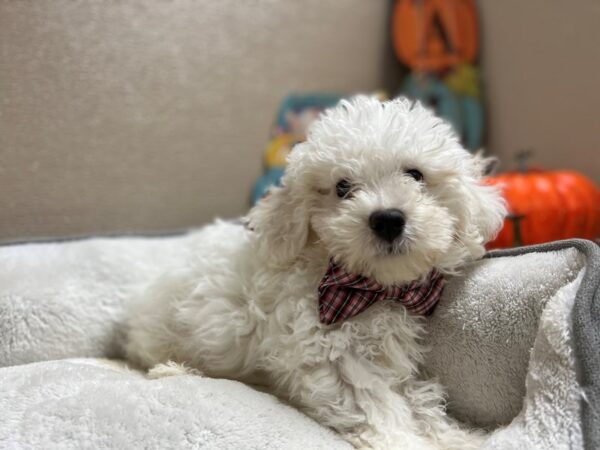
(335, 179), (353, 198)
(405, 169), (424, 182)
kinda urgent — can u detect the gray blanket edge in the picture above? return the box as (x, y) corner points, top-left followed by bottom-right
(487, 239), (600, 450)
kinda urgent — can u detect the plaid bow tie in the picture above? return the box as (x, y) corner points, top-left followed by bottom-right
(318, 259), (445, 325)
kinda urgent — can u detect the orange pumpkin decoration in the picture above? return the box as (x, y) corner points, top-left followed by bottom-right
(392, 0), (479, 73)
(486, 154), (600, 249)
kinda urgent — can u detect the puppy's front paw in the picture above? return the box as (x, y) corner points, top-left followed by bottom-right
(147, 361), (203, 379)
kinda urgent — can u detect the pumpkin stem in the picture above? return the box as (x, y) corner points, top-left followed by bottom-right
(508, 213), (525, 247)
(515, 149), (533, 173)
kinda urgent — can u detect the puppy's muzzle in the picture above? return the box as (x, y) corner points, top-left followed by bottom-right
(369, 209), (405, 243)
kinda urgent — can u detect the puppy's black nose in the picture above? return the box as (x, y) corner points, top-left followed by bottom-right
(369, 209), (405, 243)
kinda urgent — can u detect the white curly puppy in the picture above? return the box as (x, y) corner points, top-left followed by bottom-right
(126, 96), (506, 449)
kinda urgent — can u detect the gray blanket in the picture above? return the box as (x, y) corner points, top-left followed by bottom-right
(488, 240), (599, 449)
(0, 232), (598, 449)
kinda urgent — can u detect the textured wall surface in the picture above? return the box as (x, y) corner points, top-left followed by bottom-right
(0, 0), (395, 242)
(3, 0), (598, 242)
(479, 0), (600, 181)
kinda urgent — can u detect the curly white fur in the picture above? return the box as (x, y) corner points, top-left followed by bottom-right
(126, 96), (506, 449)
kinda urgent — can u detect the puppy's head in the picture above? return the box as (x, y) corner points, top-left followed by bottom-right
(250, 96), (506, 285)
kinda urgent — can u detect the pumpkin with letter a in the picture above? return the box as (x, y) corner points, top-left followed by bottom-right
(486, 154), (600, 249)
(392, 0), (479, 73)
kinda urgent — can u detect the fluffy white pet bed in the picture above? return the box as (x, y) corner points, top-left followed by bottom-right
(0, 230), (598, 449)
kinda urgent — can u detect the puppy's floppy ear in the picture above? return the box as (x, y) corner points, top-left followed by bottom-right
(248, 145), (310, 266)
(457, 153), (507, 253)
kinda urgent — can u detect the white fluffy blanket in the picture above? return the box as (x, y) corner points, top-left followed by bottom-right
(0, 231), (596, 449)
(0, 358), (348, 449)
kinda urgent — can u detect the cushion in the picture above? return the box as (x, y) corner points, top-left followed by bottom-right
(0, 232), (598, 449)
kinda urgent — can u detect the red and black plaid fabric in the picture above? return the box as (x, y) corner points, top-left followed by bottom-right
(318, 259), (445, 325)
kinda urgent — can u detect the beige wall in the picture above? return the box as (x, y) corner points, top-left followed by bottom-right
(0, 0), (396, 242)
(2, 0), (598, 242)
(479, 0), (600, 182)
